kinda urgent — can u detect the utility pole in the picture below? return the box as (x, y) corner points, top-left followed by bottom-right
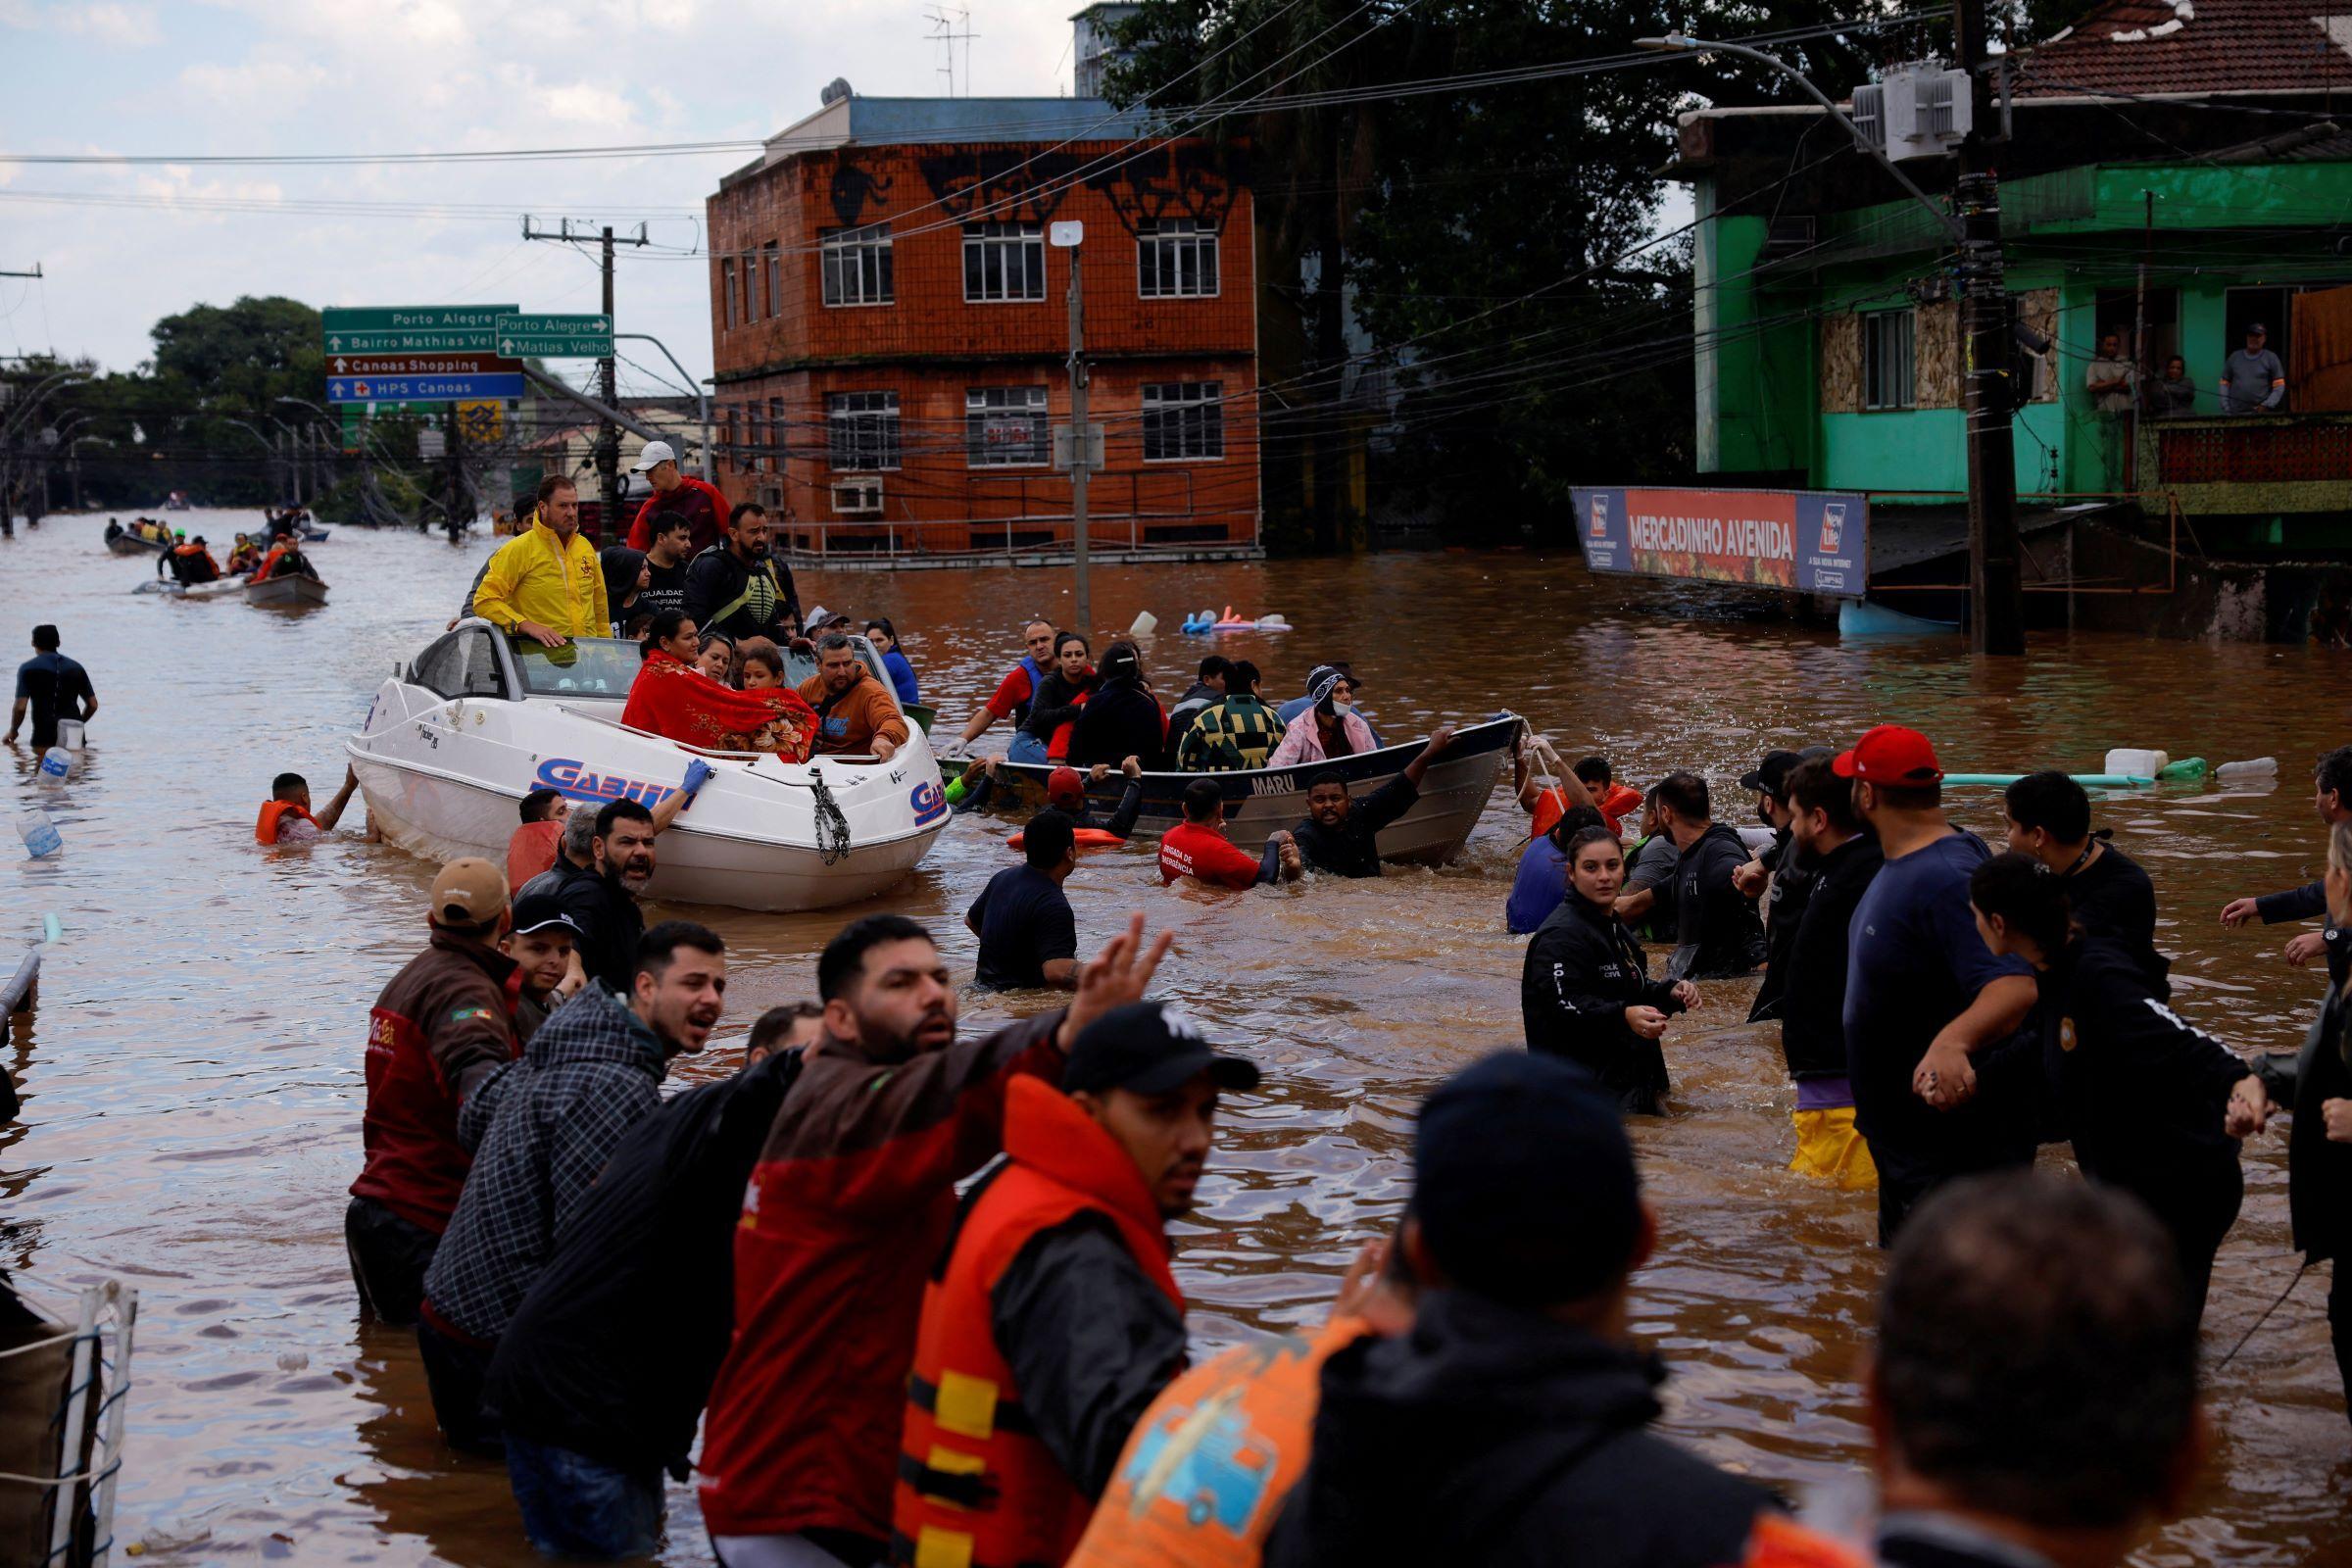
(522, 218), (647, 534)
(447, 407), (467, 534)
(1953, 0), (2024, 655)
(1059, 226), (1093, 637)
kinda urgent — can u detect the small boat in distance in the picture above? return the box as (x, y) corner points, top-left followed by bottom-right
(244, 573), (329, 608)
(104, 517), (172, 555)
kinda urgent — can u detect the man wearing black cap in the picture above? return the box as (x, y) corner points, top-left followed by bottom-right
(891, 1000), (1254, 1568)
(500, 890), (584, 1044)
(2219, 322), (2285, 415)
(1266, 1053), (1773, 1568)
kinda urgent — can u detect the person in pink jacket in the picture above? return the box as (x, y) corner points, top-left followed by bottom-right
(1268, 668), (1378, 767)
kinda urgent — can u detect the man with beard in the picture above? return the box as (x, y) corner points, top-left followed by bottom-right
(698, 912), (1169, 1568)
(416, 920), (727, 1453)
(798, 633), (910, 762)
(1289, 726), (1455, 878)
(552, 800), (658, 997)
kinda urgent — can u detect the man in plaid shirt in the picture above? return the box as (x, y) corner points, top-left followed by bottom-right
(418, 919), (727, 1452)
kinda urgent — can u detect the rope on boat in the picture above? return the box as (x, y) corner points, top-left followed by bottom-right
(808, 773), (853, 865)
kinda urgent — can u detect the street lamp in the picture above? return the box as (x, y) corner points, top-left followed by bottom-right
(1633, 36), (1965, 243)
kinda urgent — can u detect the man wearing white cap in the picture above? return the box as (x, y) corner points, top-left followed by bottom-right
(623, 439), (732, 558)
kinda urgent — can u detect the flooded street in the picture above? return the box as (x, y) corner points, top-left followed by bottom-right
(4, 512), (2348, 1564)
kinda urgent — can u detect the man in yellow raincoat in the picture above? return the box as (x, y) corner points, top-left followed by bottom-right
(473, 476), (608, 644)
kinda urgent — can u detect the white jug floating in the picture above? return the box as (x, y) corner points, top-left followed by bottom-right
(2217, 757), (2278, 781)
(36, 748), (73, 785)
(16, 809), (61, 860)
(2103, 748), (2171, 779)
(55, 718), (84, 751)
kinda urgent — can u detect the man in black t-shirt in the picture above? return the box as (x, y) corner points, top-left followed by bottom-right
(7, 624), (97, 751)
(965, 809), (1080, 989)
(1289, 724), (1454, 877)
(1653, 770), (1767, 983)
(2002, 771), (2164, 986)
(638, 511), (693, 624)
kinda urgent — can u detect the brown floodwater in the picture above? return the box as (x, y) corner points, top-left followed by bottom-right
(3, 513), (2347, 1565)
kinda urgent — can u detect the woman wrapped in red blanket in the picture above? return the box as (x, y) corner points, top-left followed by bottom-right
(622, 642), (820, 762)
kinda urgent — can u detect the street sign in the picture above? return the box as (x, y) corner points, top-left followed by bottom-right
(326, 354), (522, 377)
(1052, 422), (1104, 470)
(494, 313), (613, 358)
(321, 304), (514, 355)
(327, 372), (524, 404)
(417, 428), (447, 461)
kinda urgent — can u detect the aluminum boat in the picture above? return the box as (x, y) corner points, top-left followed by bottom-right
(966, 711), (1525, 864)
(349, 621), (948, 912)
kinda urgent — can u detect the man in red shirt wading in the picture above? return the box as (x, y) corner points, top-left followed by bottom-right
(1158, 778), (1300, 891)
(623, 440), (732, 558)
(346, 858), (522, 1325)
(695, 911), (1171, 1568)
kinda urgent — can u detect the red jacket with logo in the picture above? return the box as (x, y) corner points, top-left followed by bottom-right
(349, 931), (522, 1233)
(625, 473), (732, 557)
(696, 1013), (1066, 1543)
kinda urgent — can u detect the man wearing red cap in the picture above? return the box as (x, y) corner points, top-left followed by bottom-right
(1836, 725), (2038, 1245)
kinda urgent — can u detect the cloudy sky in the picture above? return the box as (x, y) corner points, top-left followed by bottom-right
(0, 0), (1082, 389)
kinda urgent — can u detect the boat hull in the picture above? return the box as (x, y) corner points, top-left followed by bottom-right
(245, 574), (329, 608)
(348, 641), (949, 913)
(106, 534), (166, 556)
(970, 712), (1523, 864)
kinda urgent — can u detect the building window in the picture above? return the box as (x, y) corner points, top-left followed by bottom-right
(748, 405), (767, 472)
(828, 390), (901, 470)
(763, 242), (782, 322)
(768, 395), (787, 470)
(720, 409), (737, 470)
(1138, 220), (1219, 299)
(1863, 310), (1915, 411)
(1142, 382), (1223, 461)
(966, 386), (1049, 467)
(821, 222), (894, 308)
(722, 260), (739, 329)
(963, 221), (1047, 303)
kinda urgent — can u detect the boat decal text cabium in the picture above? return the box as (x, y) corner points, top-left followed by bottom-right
(909, 779), (947, 826)
(533, 758), (682, 808)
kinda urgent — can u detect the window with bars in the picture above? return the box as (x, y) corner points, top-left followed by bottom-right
(749, 405), (768, 472)
(763, 243), (781, 322)
(963, 221), (1047, 302)
(827, 390), (901, 470)
(1863, 310), (1916, 411)
(965, 386), (1049, 467)
(821, 222), (894, 307)
(722, 260), (739, 329)
(1142, 382), (1223, 461)
(1138, 220), (1219, 299)
(768, 396), (787, 470)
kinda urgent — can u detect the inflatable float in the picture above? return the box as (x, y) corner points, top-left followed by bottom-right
(1005, 827), (1127, 852)
(1180, 606), (1292, 634)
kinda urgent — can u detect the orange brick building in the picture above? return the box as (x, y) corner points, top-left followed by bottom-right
(705, 91), (1259, 561)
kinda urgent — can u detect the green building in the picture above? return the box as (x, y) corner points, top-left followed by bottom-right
(1677, 0), (2352, 582)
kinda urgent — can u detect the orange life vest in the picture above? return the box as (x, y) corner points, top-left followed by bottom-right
(1738, 1515), (1873, 1568)
(1005, 827), (1125, 852)
(1063, 1315), (1372, 1568)
(255, 799), (317, 845)
(892, 1076), (1182, 1568)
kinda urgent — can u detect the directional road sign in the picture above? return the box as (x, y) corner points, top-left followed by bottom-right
(495, 313), (612, 358)
(327, 372), (524, 404)
(326, 353), (522, 378)
(321, 304), (514, 355)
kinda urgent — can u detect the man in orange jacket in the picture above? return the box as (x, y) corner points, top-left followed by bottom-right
(799, 633), (910, 761)
(893, 1003), (1257, 1568)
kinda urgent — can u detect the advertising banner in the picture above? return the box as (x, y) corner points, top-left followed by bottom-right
(1571, 487), (1869, 598)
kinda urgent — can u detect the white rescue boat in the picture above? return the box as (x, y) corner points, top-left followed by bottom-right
(349, 621), (949, 912)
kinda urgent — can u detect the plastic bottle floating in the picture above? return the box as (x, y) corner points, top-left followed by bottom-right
(16, 809), (62, 860)
(1182, 605), (1293, 634)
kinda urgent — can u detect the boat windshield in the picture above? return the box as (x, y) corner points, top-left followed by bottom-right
(510, 637), (642, 698)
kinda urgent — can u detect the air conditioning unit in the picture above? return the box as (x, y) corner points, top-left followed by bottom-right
(830, 478), (884, 515)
